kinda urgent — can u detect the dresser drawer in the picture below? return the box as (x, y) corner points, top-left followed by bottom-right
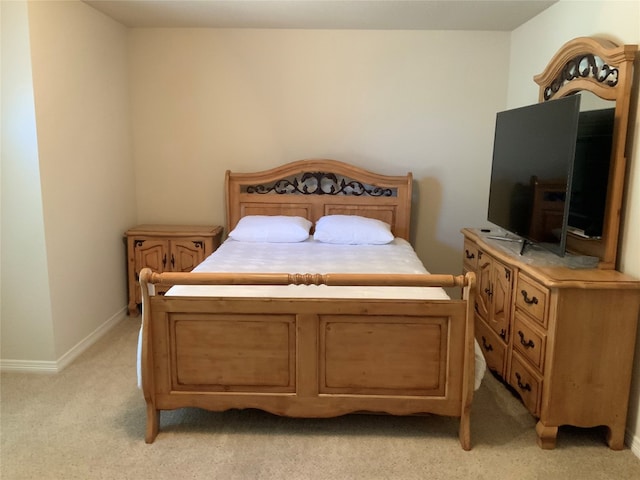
(475, 315), (506, 377)
(513, 311), (547, 372)
(509, 352), (542, 416)
(516, 274), (549, 327)
(463, 239), (479, 271)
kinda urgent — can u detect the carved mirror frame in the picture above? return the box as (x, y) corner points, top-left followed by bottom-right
(534, 36), (637, 269)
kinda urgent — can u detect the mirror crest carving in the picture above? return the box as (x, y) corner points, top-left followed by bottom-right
(541, 53), (619, 101)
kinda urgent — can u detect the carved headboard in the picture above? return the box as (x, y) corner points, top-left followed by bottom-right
(534, 37), (637, 269)
(225, 159), (413, 241)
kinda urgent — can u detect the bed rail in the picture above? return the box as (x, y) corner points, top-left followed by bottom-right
(140, 269), (472, 289)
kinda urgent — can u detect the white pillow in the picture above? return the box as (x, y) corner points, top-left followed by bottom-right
(229, 215), (312, 243)
(314, 215), (394, 245)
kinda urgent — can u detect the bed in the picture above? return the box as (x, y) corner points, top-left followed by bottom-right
(138, 159), (479, 449)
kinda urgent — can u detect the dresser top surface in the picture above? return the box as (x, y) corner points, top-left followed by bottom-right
(462, 228), (640, 288)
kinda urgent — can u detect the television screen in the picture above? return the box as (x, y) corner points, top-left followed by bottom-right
(487, 95), (581, 256)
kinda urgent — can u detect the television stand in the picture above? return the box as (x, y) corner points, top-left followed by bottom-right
(485, 234), (531, 255)
(461, 227), (640, 450)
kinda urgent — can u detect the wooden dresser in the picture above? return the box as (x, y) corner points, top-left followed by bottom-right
(462, 228), (640, 449)
(125, 225), (223, 316)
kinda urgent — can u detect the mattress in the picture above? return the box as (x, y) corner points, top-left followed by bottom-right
(139, 237), (487, 389)
(167, 237), (452, 299)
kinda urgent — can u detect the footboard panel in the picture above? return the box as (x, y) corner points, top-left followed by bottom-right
(170, 313), (296, 392)
(321, 315), (451, 396)
(146, 297), (466, 412)
(139, 271), (476, 448)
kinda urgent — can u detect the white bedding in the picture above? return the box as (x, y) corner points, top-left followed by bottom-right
(139, 237), (487, 389)
(167, 237), (451, 299)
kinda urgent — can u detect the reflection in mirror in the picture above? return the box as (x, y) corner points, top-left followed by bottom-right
(578, 90), (614, 110)
(567, 92), (616, 239)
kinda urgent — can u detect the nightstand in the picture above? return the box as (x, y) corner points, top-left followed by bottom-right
(124, 225), (223, 316)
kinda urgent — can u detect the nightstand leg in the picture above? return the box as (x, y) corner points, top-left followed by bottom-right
(535, 421), (558, 449)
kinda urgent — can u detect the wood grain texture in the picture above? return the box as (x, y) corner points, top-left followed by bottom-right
(463, 228), (640, 450)
(138, 160), (476, 450)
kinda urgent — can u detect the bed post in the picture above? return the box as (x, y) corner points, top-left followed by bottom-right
(139, 268), (159, 443)
(459, 271), (476, 450)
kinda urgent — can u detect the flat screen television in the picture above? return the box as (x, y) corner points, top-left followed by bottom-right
(487, 95), (582, 256)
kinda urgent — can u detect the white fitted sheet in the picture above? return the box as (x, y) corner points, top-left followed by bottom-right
(167, 237), (451, 299)
(140, 237), (486, 390)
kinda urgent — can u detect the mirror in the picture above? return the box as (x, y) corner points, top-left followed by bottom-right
(567, 92), (615, 241)
(579, 90), (614, 110)
(534, 37), (637, 269)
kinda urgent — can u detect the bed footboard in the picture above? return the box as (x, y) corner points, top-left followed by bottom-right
(139, 269), (476, 449)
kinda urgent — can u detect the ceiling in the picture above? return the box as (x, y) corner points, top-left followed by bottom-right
(83, 0), (557, 31)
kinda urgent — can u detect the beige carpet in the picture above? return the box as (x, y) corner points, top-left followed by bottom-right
(2, 318), (639, 480)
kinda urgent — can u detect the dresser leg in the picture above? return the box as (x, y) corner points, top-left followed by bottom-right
(535, 421), (558, 449)
(605, 424), (625, 450)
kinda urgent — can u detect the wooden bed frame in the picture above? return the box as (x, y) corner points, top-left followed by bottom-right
(139, 159), (477, 449)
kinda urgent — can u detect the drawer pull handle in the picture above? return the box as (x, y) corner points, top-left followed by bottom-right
(481, 336), (493, 352)
(521, 289), (539, 305)
(162, 254), (167, 268)
(518, 331), (535, 349)
(484, 287), (493, 297)
(504, 268), (511, 281)
(171, 254), (175, 268)
(478, 251), (483, 260)
(515, 372), (532, 392)
(465, 249), (475, 260)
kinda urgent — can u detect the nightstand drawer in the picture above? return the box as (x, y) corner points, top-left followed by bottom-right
(516, 274), (548, 327)
(513, 311), (546, 372)
(509, 351), (542, 416)
(475, 315), (506, 377)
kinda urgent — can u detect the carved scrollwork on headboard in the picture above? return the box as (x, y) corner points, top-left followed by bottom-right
(542, 53), (619, 101)
(226, 159), (413, 241)
(244, 172), (395, 197)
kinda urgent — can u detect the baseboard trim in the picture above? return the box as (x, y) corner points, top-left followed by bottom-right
(626, 429), (640, 459)
(0, 306), (127, 374)
(0, 359), (59, 373)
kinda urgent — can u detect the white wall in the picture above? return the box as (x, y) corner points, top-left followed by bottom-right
(27, 0), (137, 362)
(0, 0), (137, 370)
(509, 0), (640, 453)
(1, 0), (55, 364)
(129, 29), (510, 275)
